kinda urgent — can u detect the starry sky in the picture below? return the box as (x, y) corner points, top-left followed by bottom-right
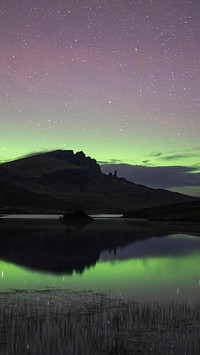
(0, 0), (200, 170)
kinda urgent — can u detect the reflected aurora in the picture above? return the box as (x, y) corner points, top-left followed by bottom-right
(1, 251), (200, 302)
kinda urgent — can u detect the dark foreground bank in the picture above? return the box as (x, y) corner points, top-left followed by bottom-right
(0, 289), (199, 355)
(124, 200), (200, 222)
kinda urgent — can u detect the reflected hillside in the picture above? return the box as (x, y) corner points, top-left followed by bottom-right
(0, 218), (200, 274)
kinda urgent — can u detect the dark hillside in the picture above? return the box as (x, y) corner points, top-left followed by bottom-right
(0, 150), (197, 213)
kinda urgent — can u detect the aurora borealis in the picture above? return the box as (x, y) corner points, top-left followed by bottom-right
(0, 1), (199, 169)
(1, 237), (200, 301)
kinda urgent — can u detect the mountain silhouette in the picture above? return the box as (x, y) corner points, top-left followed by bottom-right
(0, 150), (197, 213)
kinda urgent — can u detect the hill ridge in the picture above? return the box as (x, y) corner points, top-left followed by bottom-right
(0, 150), (197, 213)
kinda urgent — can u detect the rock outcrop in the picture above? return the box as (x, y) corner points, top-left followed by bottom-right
(0, 150), (198, 213)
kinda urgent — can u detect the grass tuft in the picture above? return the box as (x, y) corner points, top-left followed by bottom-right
(0, 289), (199, 355)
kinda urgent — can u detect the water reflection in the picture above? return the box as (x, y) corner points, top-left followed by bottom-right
(101, 234), (200, 260)
(1, 218), (196, 274)
(0, 218), (200, 302)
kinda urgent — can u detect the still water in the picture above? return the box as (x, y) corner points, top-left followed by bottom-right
(0, 216), (200, 303)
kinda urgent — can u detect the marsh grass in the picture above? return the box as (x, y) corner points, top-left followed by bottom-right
(0, 289), (199, 355)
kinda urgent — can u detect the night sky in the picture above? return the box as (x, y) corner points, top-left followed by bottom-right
(0, 0), (200, 170)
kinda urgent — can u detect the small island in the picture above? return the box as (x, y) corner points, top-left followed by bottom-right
(60, 210), (93, 222)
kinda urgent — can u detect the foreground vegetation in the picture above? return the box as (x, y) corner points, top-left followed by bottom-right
(0, 289), (199, 355)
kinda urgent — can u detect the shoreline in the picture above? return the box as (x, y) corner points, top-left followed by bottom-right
(1, 214), (200, 234)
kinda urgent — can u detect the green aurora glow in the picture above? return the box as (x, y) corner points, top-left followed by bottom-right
(1, 252), (200, 302)
(0, 1), (200, 171)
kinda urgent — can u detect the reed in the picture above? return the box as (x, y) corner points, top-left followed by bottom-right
(0, 289), (199, 355)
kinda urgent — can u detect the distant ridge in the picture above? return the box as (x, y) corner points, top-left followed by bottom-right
(2, 150), (100, 176)
(124, 200), (200, 222)
(0, 150), (198, 213)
